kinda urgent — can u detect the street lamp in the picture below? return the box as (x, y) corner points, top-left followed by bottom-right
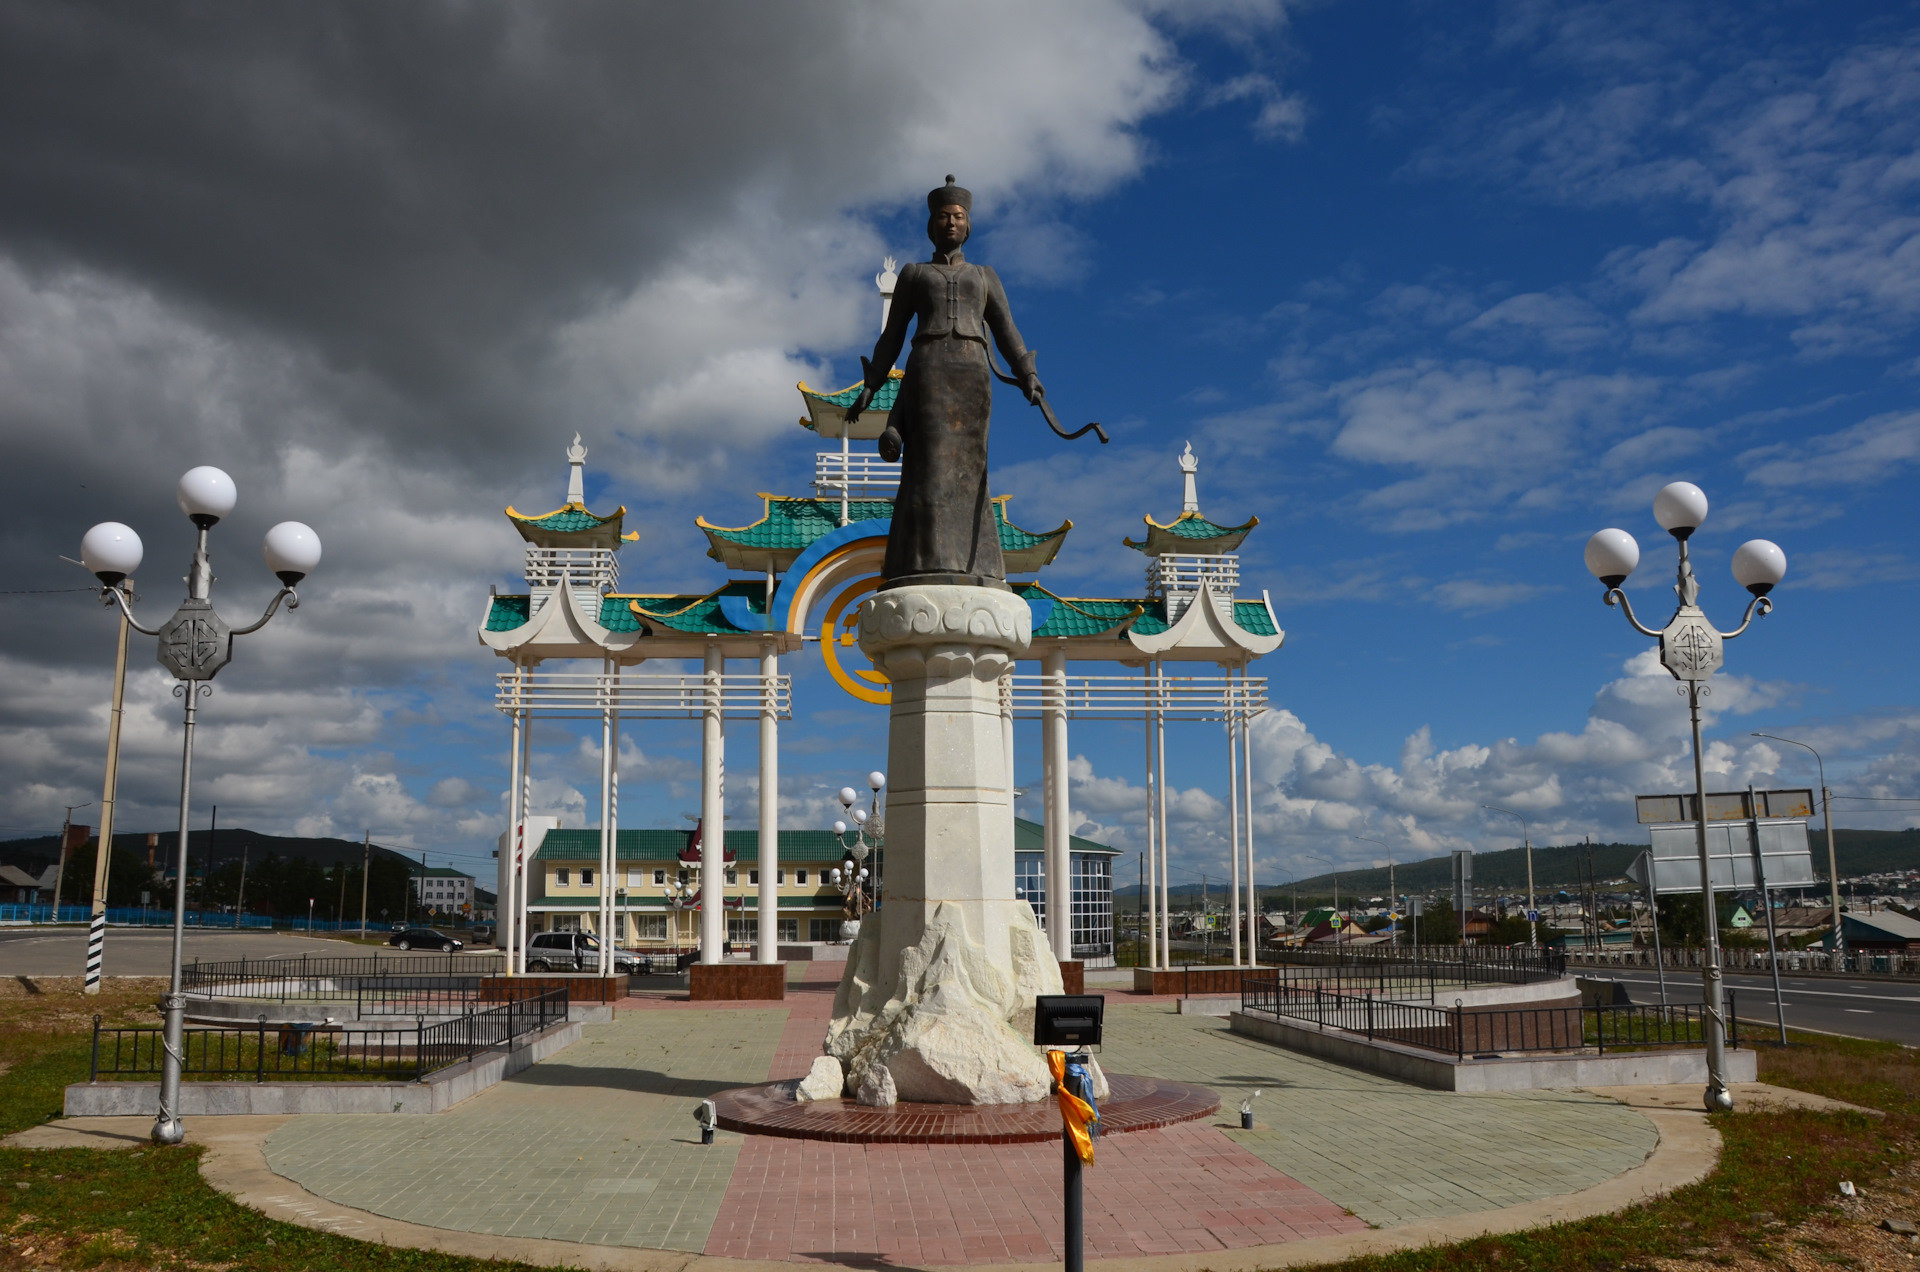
(1750, 732), (1843, 963)
(1481, 806), (1537, 948)
(77, 522), (142, 995)
(1585, 479), (1786, 1113)
(829, 772), (885, 939)
(1353, 836), (1394, 944)
(83, 466), (320, 1145)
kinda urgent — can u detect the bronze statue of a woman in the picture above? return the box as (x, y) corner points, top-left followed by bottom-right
(845, 177), (1044, 590)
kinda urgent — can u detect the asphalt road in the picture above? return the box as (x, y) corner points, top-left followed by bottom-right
(0, 927), (497, 978)
(1602, 967), (1920, 1046)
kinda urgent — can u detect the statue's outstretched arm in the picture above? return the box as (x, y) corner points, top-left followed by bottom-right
(984, 268), (1042, 403)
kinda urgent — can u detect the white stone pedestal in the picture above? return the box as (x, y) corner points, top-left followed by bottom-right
(825, 583), (1063, 1105)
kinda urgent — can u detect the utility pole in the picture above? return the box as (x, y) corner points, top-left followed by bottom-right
(84, 572), (133, 994)
(207, 804), (217, 913)
(336, 861), (347, 928)
(359, 830), (371, 940)
(234, 843), (249, 927)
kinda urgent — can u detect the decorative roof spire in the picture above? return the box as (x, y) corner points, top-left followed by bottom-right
(876, 256), (898, 334)
(1179, 441), (1200, 514)
(566, 433), (587, 506)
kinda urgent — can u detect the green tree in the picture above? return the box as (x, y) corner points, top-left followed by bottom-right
(58, 840), (159, 908)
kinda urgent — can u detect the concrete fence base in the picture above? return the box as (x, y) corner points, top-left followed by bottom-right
(64, 1019), (581, 1118)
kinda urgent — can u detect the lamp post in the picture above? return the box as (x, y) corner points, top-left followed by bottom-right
(664, 874), (699, 952)
(1353, 836), (1394, 944)
(1482, 806), (1536, 947)
(1751, 732), (1843, 965)
(83, 466), (320, 1145)
(78, 523), (141, 994)
(1585, 479), (1786, 1113)
(829, 772), (885, 939)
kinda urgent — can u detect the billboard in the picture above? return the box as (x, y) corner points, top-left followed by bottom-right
(1634, 788), (1815, 825)
(1627, 819), (1819, 895)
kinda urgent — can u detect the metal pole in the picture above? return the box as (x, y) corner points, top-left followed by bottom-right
(359, 831), (370, 941)
(1155, 662), (1170, 969)
(699, 643), (725, 964)
(155, 680), (202, 1145)
(518, 699), (532, 973)
(1643, 850), (1668, 1004)
(1062, 1055), (1086, 1272)
(1688, 682), (1732, 1110)
(1242, 671), (1258, 967)
(1227, 682), (1242, 967)
(759, 643), (781, 965)
(1751, 735), (1841, 965)
(85, 589), (132, 993)
(1143, 673), (1157, 972)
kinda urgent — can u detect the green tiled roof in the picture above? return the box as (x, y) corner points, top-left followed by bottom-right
(1129, 600), (1171, 636)
(1018, 585), (1142, 639)
(701, 498), (893, 554)
(1124, 511), (1258, 556)
(519, 506), (611, 533)
(599, 596), (644, 632)
(1234, 598), (1279, 637)
(622, 581), (765, 635)
(798, 371), (906, 413)
(533, 818), (1113, 862)
(1012, 817), (1121, 857)
(486, 595), (530, 632)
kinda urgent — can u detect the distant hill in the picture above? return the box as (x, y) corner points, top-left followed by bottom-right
(1115, 827), (1920, 906)
(0, 828), (424, 874)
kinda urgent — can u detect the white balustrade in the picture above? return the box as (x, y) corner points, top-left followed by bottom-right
(813, 451), (902, 498)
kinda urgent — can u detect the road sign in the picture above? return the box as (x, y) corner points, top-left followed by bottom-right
(1525, 909), (1540, 922)
(1635, 788), (1815, 825)
(1627, 819), (1819, 895)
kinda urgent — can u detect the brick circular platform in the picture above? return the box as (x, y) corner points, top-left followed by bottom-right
(712, 1073), (1219, 1145)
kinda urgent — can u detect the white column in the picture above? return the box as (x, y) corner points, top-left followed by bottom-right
(1042, 646), (1072, 963)
(504, 671), (523, 976)
(758, 642), (780, 964)
(518, 693), (533, 971)
(700, 643), (725, 963)
(598, 657), (614, 974)
(607, 666), (621, 969)
(1143, 668), (1158, 971)
(1243, 669), (1258, 967)
(1227, 671), (1243, 968)
(1156, 661), (1171, 969)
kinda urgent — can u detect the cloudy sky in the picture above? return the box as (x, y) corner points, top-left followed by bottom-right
(3, 0), (1916, 889)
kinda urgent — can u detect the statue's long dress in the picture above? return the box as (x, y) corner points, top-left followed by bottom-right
(863, 252), (1033, 587)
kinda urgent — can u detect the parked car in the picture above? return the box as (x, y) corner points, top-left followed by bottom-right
(524, 931), (644, 973)
(387, 927), (462, 952)
(469, 923), (495, 945)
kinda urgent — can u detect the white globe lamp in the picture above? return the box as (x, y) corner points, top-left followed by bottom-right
(1731, 539), (1788, 596)
(81, 522), (144, 586)
(1652, 481), (1708, 539)
(868, 771), (886, 792)
(1583, 529), (1639, 588)
(263, 521), (322, 586)
(176, 467), (237, 527)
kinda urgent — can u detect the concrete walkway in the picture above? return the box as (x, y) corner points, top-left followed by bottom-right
(231, 961), (1667, 1263)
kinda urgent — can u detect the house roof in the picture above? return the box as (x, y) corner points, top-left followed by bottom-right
(416, 866), (473, 880)
(797, 369), (907, 439)
(532, 818), (1117, 863)
(1123, 510), (1258, 556)
(1842, 910), (1920, 941)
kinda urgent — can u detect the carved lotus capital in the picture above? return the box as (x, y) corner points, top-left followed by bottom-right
(857, 584), (1032, 662)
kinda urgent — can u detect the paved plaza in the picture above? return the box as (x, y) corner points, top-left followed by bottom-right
(256, 963), (1664, 1264)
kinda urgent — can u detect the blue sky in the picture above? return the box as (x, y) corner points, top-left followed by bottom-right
(2, 2), (1915, 888)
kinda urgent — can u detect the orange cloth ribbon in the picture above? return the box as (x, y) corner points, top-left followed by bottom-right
(1047, 1049), (1098, 1165)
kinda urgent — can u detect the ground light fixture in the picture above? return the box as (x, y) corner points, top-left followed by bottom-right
(1584, 479), (1785, 1113)
(82, 466), (319, 1144)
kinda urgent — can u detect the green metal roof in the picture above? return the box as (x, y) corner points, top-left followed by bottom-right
(799, 373), (906, 413)
(504, 501), (635, 549)
(1017, 585), (1142, 639)
(486, 595), (530, 632)
(1012, 818), (1121, 857)
(620, 581), (765, 635)
(1123, 511), (1258, 556)
(699, 495), (1067, 573)
(1233, 598), (1279, 637)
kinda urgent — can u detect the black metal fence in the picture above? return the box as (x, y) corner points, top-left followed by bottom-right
(1263, 944), (1567, 990)
(90, 988), (566, 1083)
(1240, 977), (1735, 1060)
(1573, 946), (1920, 978)
(180, 952), (501, 1000)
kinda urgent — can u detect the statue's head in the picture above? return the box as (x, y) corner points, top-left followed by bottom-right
(926, 175), (972, 252)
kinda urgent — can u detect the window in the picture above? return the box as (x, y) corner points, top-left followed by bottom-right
(727, 917), (758, 944)
(677, 869), (690, 885)
(725, 869), (738, 886)
(777, 918), (798, 942)
(809, 918), (842, 941)
(551, 915), (581, 933)
(626, 869), (645, 888)
(555, 868), (570, 887)
(653, 869), (666, 885)
(580, 868), (594, 886)
(796, 869), (809, 885)
(776, 869), (786, 885)
(632, 914), (668, 940)
(748, 869), (759, 886)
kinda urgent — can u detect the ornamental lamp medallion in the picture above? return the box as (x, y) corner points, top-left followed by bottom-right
(156, 597), (233, 681)
(1658, 605), (1722, 682)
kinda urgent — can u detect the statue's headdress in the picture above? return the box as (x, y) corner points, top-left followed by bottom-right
(927, 175), (972, 212)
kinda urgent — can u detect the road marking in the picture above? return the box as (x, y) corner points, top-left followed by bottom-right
(1846, 1008), (1874, 1014)
(1607, 975), (1920, 1005)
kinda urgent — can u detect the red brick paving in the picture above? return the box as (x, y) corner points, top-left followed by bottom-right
(703, 959), (1365, 1263)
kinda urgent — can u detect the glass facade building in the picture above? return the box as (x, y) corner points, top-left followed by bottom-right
(1012, 818), (1119, 966)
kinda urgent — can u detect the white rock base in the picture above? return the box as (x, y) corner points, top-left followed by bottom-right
(827, 898), (1061, 1105)
(795, 1055), (844, 1102)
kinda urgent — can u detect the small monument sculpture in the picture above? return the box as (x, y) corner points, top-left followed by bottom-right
(823, 177), (1102, 1105)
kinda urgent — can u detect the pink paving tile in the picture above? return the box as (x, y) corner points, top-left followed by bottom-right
(703, 983), (1367, 1265)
